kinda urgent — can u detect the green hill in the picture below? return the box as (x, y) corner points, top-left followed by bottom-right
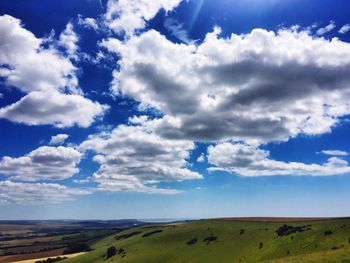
(63, 218), (350, 263)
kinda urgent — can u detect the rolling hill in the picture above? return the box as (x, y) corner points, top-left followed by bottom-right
(62, 218), (350, 263)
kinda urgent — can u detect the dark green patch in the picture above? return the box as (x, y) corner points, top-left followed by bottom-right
(142, 230), (163, 237)
(105, 246), (117, 259)
(186, 238), (198, 246)
(115, 231), (141, 240)
(276, 224), (311, 237)
(324, 230), (333, 236)
(203, 234), (217, 245)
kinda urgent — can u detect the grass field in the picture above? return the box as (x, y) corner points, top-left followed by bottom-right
(63, 218), (350, 263)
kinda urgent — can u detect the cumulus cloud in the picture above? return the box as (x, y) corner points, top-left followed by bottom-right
(80, 122), (202, 194)
(102, 27), (350, 144)
(0, 90), (108, 128)
(78, 16), (99, 30)
(321, 150), (348, 156)
(105, 0), (183, 36)
(0, 180), (89, 205)
(0, 15), (77, 93)
(197, 153), (206, 163)
(59, 22), (79, 59)
(316, 21), (336, 35)
(0, 146), (82, 181)
(339, 24), (350, 34)
(0, 15), (108, 127)
(49, 134), (69, 145)
(207, 143), (350, 177)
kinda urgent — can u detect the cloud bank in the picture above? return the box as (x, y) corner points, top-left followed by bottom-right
(102, 27), (350, 144)
(0, 180), (89, 205)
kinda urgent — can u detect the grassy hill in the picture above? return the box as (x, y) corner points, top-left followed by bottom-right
(63, 218), (350, 263)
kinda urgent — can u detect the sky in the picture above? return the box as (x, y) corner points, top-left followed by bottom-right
(0, 0), (350, 220)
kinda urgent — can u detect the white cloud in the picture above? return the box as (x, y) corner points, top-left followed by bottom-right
(0, 15), (108, 127)
(0, 180), (89, 205)
(164, 18), (192, 44)
(105, 0), (183, 36)
(0, 146), (82, 181)
(321, 150), (348, 156)
(80, 122), (202, 194)
(339, 24), (350, 34)
(197, 153), (206, 163)
(208, 143), (350, 177)
(102, 27), (350, 144)
(0, 15), (77, 93)
(0, 90), (108, 128)
(78, 16), (99, 30)
(49, 134), (69, 145)
(59, 22), (79, 59)
(316, 21), (336, 35)
(73, 178), (91, 184)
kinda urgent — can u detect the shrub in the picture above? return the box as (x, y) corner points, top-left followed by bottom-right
(259, 242), (263, 249)
(35, 257), (67, 263)
(203, 234), (218, 245)
(186, 238), (198, 246)
(324, 230), (333, 236)
(240, 229), (245, 235)
(106, 246), (117, 259)
(276, 225), (310, 237)
(115, 231), (141, 240)
(142, 230), (163, 237)
(63, 243), (91, 254)
(332, 246), (340, 250)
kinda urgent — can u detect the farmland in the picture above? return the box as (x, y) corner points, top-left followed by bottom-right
(0, 220), (145, 263)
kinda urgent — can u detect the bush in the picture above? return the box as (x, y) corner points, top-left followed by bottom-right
(142, 230), (163, 237)
(186, 238), (198, 246)
(324, 230), (333, 236)
(35, 257), (67, 263)
(106, 246), (117, 259)
(276, 225), (310, 237)
(259, 242), (263, 249)
(240, 229), (245, 235)
(63, 243), (91, 254)
(115, 231), (141, 240)
(203, 234), (218, 245)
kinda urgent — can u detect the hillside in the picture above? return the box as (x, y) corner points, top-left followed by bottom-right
(63, 218), (350, 263)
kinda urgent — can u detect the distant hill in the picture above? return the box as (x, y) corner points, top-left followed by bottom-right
(63, 218), (350, 263)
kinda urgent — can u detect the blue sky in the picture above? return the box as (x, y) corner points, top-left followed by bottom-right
(1, 0), (350, 220)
